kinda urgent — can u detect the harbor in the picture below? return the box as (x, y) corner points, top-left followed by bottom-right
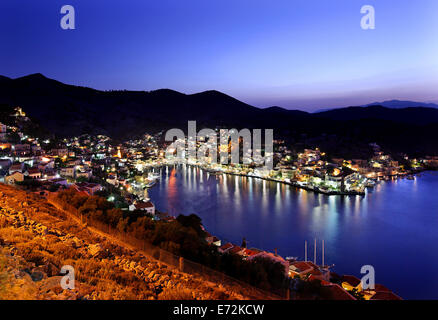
(147, 166), (438, 299)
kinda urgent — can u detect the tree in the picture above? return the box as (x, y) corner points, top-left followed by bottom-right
(176, 214), (205, 238)
(106, 208), (123, 227)
(117, 217), (129, 233)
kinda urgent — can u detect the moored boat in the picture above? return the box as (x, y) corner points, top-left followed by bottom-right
(365, 179), (376, 188)
(148, 172), (160, 180)
(144, 179), (157, 188)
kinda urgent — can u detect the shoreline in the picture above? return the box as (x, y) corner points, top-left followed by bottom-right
(143, 163), (365, 196)
(142, 162), (426, 196)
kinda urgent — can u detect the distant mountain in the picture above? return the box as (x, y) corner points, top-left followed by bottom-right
(364, 100), (438, 109)
(315, 105), (438, 125)
(314, 100), (438, 113)
(2, 73), (438, 157)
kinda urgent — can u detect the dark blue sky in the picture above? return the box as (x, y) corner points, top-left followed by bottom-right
(1, 0), (437, 111)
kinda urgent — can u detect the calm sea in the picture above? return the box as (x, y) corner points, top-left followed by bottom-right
(148, 165), (438, 299)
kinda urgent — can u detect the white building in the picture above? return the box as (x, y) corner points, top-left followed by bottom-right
(129, 201), (155, 215)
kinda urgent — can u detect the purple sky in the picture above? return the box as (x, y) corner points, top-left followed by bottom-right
(1, 0), (437, 111)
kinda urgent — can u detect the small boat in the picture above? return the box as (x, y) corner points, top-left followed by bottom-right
(148, 172), (160, 180)
(286, 256), (298, 262)
(318, 187), (330, 194)
(407, 175), (415, 180)
(144, 179), (156, 188)
(365, 179), (376, 188)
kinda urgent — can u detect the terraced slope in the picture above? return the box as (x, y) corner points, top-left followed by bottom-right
(0, 184), (259, 300)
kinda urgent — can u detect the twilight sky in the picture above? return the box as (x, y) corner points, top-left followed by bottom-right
(1, 0), (437, 111)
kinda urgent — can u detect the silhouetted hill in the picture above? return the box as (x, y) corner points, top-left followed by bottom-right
(1, 73), (438, 157)
(0, 74), (313, 139)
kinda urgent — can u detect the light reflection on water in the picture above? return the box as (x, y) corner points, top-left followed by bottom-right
(148, 165), (438, 299)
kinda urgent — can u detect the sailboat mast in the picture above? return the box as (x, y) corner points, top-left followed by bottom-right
(322, 240), (325, 267)
(305, 241), (307, 262)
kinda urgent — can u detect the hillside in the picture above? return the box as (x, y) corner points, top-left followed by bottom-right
(0, 184), (266, 300)
(0, 73), (299, 139)
(2, 74), (438, 156)
(0, 73), (315, 139)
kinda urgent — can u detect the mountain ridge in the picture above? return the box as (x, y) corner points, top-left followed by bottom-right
(364, 99), (438, 109)
(2, 73), (438, 156)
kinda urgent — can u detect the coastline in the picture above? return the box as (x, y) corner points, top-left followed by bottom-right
(142, 162), (432, 197)
(143, 163), (364, 196)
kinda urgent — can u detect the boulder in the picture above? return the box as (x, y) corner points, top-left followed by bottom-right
(30, 269), (47, 282)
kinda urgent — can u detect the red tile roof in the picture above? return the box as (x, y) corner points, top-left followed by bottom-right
(220, 243), (233, 250)
(27, 167), (40, 174)
(342, 275), (362, 287)
(135, 201), (154, 209)
(323, 284), (356, 300)
(309, 268), (323, 276)
(305, 261), (320, 269)
(243, 248), (260, 257)
(309, 275), (331, 286)
(75, 182), (100, 189)
(229, 246), (243, 255)
(292, 261), (314, 273)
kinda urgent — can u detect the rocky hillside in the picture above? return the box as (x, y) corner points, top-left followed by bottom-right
(0, 184), (261, 300)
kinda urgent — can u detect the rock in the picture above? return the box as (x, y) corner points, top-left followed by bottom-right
(88, 244), (103, 257)
(77, 247), (89, 258)
(14, 270), (33, 283)
(30, 270), (47, 282)
(39, 263), (58, 277)
(40, 226), (49, 235)
(71, 237), (83, 248)
(152, 274), (160, 282)
(39, 276), (64, 292)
